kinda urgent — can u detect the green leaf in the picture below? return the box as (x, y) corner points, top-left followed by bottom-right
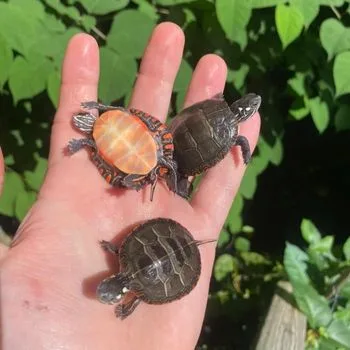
(319, 0), (344, 5)
(216, 0), (252, 46)
(0, 34), (13, 89)
(275, 4), (304, 49)
(99, 47), (137, 104)
(320, 19), (350, 60)
(175, 90), (187, 113)
(301, 219), (321, 244)
(290, 97), (310, 120)
(28, 27), (81, 67)
(284, 243), (333, 327)
(334, 51), (350, 97)
(339, 280), (350, 299)
(308, 96), (330, 133)
(335, 105), (350, 132)
(269, 136), (283, 166)
(250, 153), (270, 175)
(10, 0), (46, 19)
(251, 0), (284, 8)
(241, 251), (271, 265)
(23, 155), (48, 191)
(15, 190), (37, 221)
(76, 0), (129, 14)
(107, 10), (155, 58)
(44, 0), (80, 21)
(47, 70), (61, 108)
(284, 242), (310, 285)
(0, 2), (46, 56)
(225, 193), (243, 233)
(288, 72), (306, 96)
(310, 236), (334, 255)
(229, 64), (250, 90)
(80, 15), (96, 31)
(343, 237), (350, 260)
(9, 55), (55, 104)
(173, 59), (192, 93)
(0, 171), (25, 217)
(214, 254), (238, 281)
(239, 163), (258, 199)
(40, 14), (66, 33)
(327, 319), (350, 348)
(155, 0), (198, 5)
(291, 281), (333, 328)
(218, 229), (230, 248)
(290, 0), (319, 29)
(235, 237), (251, 252)
(132, 0), (159, 20)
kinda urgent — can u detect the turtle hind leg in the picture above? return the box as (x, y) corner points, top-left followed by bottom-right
(67, 138), (96, 154)
(235, 135), (251, 164)
(115, 295), (141, 320)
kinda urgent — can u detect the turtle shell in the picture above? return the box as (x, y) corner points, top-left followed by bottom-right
(93, 110), (158, 176)
(169, 94), (235, 176)
(169, 93), (261, 178)
(119, 218), (201, 304)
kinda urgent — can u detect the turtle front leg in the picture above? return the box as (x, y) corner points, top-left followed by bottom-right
(235, 135), (251, 164)
(115, 295), (141, 320)
(157, 158), (178, 196)
(81, 101), (128, 113)
(176, 176), (193, 199)
(72, 113), (97, 134)
(67, 138), (96, 154)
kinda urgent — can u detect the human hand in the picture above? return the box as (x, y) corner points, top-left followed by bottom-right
(0, 23), (260, 349)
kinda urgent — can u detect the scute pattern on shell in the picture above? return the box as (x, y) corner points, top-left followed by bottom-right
(170, 96), (235, 176)
(119, 218), (201, 304)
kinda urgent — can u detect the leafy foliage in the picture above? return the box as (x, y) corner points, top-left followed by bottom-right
(285, 220), (350, 349)
(1, 0), (350, 348)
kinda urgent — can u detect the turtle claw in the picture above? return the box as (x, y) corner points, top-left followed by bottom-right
(115, 297), (141, 320)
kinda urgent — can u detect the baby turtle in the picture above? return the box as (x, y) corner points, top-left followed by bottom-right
(168, 93), (261, 198)
(67, 101), (178, 201)
(96, 218), (215, 320)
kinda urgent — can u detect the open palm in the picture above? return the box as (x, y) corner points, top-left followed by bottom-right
(0, 23), (260, 350)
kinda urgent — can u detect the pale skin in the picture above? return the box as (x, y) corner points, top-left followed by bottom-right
(0, 23), (260, 350)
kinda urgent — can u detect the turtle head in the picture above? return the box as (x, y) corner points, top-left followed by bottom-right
(96, 274), (130, 304)
(229, 93), (262, 124)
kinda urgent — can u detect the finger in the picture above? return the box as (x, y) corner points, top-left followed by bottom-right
(191, 113), (261, 232)
(182, 54), (227, 109)
(48, 33), (99, 166)
(129, 22), (184, 122)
